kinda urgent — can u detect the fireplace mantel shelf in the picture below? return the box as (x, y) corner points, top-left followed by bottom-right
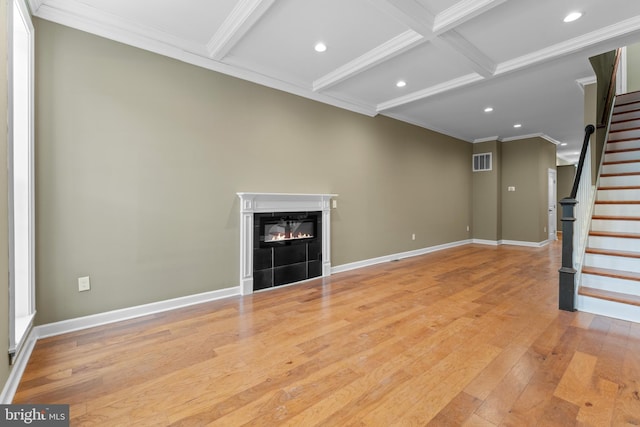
(237, 193), (337, 295)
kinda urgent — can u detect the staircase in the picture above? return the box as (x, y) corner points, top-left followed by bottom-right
(578, 91), (640, 322)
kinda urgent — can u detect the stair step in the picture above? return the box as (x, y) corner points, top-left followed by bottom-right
(592, 215), (640, 221)
(611, 111), (640, 123)
(594, 201), (640, 217)
(585, 247), (640, 258)
(592, 217), (640, 234)
(589, 231), (640, 239)
(578, 286), (640, 307)
(584, 250), (640, 273)
(609, 129), (640, 142)
(597, 188), (640, 201)
(605, 147), (640, 154)
(610, 119), (640, 132)
(601, 162), (640, 174)
(581, 266), (640, 282)
(598, 185), (640, 190)
(599, 174), (640, 187)
(600, 172), (640, 177)
(616, 91), (640, 105)
(605, 139), (640, 151)
(613, 102), (640, 114)
(604, 150), (640, 162)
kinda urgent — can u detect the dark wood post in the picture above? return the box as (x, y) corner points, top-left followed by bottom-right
(559, 197), (578, 311)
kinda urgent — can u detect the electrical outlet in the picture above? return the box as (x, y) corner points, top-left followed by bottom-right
(466, 225), (470, 232)
(412, 233), (416, 240)
(332, 199), (337, 208)
(78, 276), (91, 292)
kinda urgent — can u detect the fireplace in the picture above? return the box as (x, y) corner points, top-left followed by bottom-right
(237, 193), (336, 295)
(253, 211), (322, 290)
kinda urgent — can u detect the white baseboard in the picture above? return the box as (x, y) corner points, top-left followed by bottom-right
(332, 239), (472, 274)
(500, 239), (551, 248)
(0, 329), (38, 404)
(35, 287), (240, 339)
(0, 286), (240, 404)
(472, 239), (499, 246)
(473, 239), (550, 247)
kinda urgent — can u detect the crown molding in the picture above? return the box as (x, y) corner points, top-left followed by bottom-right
(496, 15), (640, 75)
(377, 72), (483, 111)
(473, 136), (499, 143)
(206, 0), (275, 60)
(313, 30), (424, 92)
(434, 0), (508, 34)
(501, 132), (555, 143)
(33, 0), (205, 55)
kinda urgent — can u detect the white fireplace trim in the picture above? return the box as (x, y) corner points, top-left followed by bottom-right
(237, 193), (337, 295)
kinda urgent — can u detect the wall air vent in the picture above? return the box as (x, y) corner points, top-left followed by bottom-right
(472, 153), (492, 172)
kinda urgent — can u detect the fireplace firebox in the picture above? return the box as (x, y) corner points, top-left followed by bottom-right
(253, 211), (322, 291)
(258, 213), (317, 248)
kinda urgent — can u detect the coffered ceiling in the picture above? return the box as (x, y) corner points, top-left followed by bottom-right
(26, 0), (640, 163)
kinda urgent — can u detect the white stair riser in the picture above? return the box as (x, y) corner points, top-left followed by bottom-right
(584, 253), (640, 273)
(609, 129), (640, 141)
(601, 162), (640, 174)
(591, 219), (640, 233)
(605, 151), (640, 162)
(588, 235), (640, 252)
(582, 273), (640, 295)
(577, 295), (640, 323)
(613, 103), (640, 114)
(611, 119), (640, 131)
(599, 175), (640, 187)
(594, 204), (640, 216)
(612, 111), (640, 122)
(616, 92), (640, 104)
(606, 140), (640, 151)
(597, 189), (640, 201)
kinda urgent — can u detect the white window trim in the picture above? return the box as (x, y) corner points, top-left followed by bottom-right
(8, 0), (36, 362)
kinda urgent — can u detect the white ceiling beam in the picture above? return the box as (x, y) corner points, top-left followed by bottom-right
(432, 30), (496, 77)
(496, 15), (640, 75)
(313, 30), (424, 92)
(377, 73), (484, 112)
(206, 0), (275, 61)
(366, 0), (435, 36)
(434, 0), (509, 34)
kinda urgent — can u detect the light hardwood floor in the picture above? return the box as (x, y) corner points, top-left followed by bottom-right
(13, 242), (640, 426)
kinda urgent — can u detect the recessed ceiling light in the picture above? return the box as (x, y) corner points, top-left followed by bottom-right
(484, 107), (494, 113)
(396, 80), (407, 88)
(314, 42), (327, 53)
(563, 12), (582, 23)
(560, 143), (568, 146)
(513, 123), (522, 128)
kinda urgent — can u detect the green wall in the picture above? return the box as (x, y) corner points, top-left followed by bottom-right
(472, 141), (501, 241)
(628, 42), (640, 93)
(34, 19), (472, 324)
(501, 138), (556, 243)
(557, 165), (575, 231)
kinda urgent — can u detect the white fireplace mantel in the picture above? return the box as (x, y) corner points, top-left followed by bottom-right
(237, 192), (337, 295)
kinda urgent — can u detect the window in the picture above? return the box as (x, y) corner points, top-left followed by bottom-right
(472, 152), (492, 172)
(8, 0), (36, 362)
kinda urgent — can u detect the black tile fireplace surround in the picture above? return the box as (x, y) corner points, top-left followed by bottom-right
(253, 211), (322, 291)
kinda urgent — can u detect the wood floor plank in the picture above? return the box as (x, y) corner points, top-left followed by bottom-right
(11, 241), (640, 425)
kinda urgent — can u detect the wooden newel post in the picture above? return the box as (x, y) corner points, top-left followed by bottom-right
(559, 197), (577, 311)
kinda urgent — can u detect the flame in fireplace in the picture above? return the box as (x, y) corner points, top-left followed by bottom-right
(267, 232), (313, 242)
